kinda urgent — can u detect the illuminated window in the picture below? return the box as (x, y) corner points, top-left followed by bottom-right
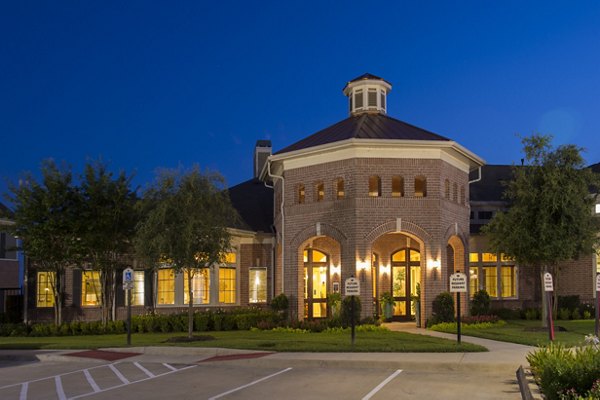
(219, 267), (236, 304)
(483, 266), (497, 297)
(415, 176), (427, 197)
(596, 204), (600, 214)
(469, 253), (479, 262)
(469, 268), (479, 298)
(184, 268), (210, 304)
(336, 178), (345, 199)
(82, 271), (101, 306)
(37, 271), (55, 307)
(452, 183), (458, 202)
(131, 271), (145, 306)
(157, 268), (175, 305)
(298, 184), (305, 204)
(392, 176), (404, 197)
(500, 266), (516, 298)
(500, 253), (514, 262)
(444, 179), (450, 199)
(481, 253), (498, 262)
(369, 176), (381, 197)
(250, 268), (267, 303)
(315, 182), (324, 202)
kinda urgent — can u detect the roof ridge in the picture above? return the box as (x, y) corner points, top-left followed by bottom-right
(352, 114), (368, 138)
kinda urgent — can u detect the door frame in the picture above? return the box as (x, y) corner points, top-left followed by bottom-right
(303, 248), (329, 319)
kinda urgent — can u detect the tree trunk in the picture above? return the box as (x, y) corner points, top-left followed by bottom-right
(53, 270), (63, 326)
(541, 267), (548, 328)
(187, 270), (194, 339)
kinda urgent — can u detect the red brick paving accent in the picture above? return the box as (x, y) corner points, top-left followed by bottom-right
(66, 350), (141, 361)
(200, 352), (272, 362)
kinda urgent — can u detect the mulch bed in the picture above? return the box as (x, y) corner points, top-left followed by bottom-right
(163, 335), (216, 343)
(66, 350), (141, 361)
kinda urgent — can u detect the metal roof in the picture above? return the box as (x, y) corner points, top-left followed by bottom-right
(275, 113), (450, 155)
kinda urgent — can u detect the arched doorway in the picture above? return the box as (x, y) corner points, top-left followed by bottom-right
(303, 249), (329, 319)
(391, 248), (421, 321)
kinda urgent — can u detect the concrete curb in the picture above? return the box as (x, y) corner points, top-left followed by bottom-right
(516, 366), (543, 400)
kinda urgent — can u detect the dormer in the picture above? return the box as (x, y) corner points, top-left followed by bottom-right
(342, 73), (392, 116)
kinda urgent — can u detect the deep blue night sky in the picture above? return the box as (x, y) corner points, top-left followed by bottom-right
(2, 1), (600, 200)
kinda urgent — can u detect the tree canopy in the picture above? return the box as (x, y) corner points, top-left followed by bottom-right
(135, 166), (239, 337)
(483, 134), (600, 267)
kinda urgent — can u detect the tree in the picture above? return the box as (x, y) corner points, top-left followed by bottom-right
(483, 134), (600, 322)
(79, 161), (138, 326)
(135, 166), (238, 338)
(4, 160), (82, 326)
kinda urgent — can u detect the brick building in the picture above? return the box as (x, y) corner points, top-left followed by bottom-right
(24, 74), (600, 324)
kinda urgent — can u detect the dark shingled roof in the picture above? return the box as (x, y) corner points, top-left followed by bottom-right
(228, 178), (273, 232)
(469, 165), (513, 202)
(0, 201), (12, 218)
(275, 113), (451, 155)
(346, 73), (390, 85)
(589, 162), (600, 174)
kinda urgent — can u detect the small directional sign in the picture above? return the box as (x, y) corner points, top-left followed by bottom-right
(123, 267), (134, 290)
(345, 277), (360, 296)
(544, 272), (553, 292)
(449, 273), (467, 293)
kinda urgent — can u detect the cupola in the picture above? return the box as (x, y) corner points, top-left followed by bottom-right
(342, 73), (392, 116)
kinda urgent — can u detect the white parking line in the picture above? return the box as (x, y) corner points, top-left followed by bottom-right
(55, 375), (67, 400)
(19, 382), (28, 400)
(163, 363), (178, 372)
(133, 362), (155, 378)
(208, 367), (293, 400)
(361, 369), (403, 400)
(108, 364), (130, 384)
(83, 369), (101, 393)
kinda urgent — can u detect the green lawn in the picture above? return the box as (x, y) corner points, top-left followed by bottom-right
(0, 329), (486, 353)
(432, 319), (597, 347)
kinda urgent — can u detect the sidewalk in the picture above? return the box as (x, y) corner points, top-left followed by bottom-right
(32, 322), (535, 374)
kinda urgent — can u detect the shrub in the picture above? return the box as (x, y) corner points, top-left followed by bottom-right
(431, 292), (455, 324)
(30, 323), (52, 337)
(583, 310), (592, 320)
(470, 290), (491, 316)
(194, 312), (212, 331)
(221, 313), (237, 331)
(270, 293), (289, 313)
(461, 315), (499, 325)
(341, 296), (361, 328)
(558, 295), (581, 313)
(558, 308), (571, 321)
(527, 343), (600, 400)
(524, 308), (540, 320)
(327, 293), (342, 319)
(571, 309), (581, 320)
(493, 307), (521, 320)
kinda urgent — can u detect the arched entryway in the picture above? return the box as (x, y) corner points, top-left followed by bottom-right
(391, 248), (421, 321)
(303, 248), (329, 319)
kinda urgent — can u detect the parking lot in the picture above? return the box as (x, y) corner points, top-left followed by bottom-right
(0, 358), (521, 399)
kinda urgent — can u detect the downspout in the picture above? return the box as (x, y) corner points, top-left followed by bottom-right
(468, 166), (482, 184)
(264, 160), (285, 293)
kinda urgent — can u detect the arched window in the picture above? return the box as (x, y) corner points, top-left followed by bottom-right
(415, 176), (427, 197)
(452, 182), (458, 202)
(298, 184), (305, 204)
(336, 178), (345, 199)
(369, 176), (381, 197)
(444, 179), (450, 199)
(315, 182), (324, 202)
(392, 176), (404, 197)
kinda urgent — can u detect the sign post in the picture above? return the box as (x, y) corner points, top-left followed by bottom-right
(123, 268), (134, 346)
(543, 272), (555, 341)
(595, 274), (600, 337)
(449, 272), (467, 345)
(345, 276), (360, 346)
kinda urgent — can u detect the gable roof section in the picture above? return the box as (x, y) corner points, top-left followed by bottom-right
(469, 165), (513, 202)
(589, 162), (600, 174)
(275, 113), (450, 155)
(0, 201), (12, 219)
(227, 178), (273, 233)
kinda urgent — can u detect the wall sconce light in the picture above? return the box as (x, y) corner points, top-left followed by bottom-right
(356, 261), (368, 282)
(428, 259), (440, 281)
(380, 264), (390, 275)
(331, 264), (341, 275)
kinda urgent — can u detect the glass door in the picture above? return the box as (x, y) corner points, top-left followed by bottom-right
(303, 249), (329, 319)
(391, 248), (420, 320)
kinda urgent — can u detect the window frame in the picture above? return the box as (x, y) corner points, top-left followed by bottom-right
(249, 267), (267, 304)
(81, 270), (102, 307)
(368, 175), (381, 197)
(36, 271), (55, 308)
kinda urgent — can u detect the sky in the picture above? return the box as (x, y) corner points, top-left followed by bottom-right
(2, 1), (600, 202)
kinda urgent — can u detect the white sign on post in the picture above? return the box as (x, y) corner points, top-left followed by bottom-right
(544, 272), (554, 292)
(596, 274), (600, 292)
(345, 277), (360, 296)
(449, 273), (468, 293)
(123, 267), (134, 290)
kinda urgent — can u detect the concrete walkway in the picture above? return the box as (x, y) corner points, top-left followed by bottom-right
(27, 322), (535, 374)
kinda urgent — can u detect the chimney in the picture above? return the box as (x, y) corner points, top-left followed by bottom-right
(254, 140), (272, 178)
